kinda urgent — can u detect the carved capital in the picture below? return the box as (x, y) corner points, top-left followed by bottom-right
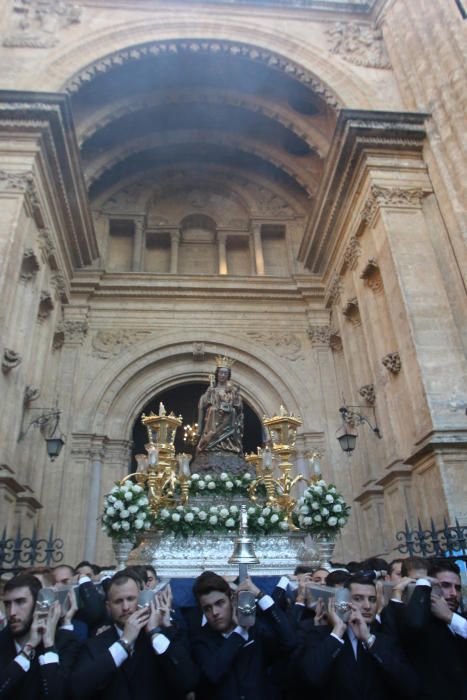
(62, 320), (88, 344)
(361, 185), (427, 227)
(3, 0), (82, 49)
(382, 352), (401, 374)
(326, 21), (391, 69)
(359, 384), (375, 404)
(2, 348), (22, 373)
(307, 325), (331, 347)
(342, 297), (361, 326)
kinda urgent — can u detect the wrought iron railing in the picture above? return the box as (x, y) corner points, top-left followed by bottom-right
(395, 518), (467, 561)
(0, 526), (64, 575)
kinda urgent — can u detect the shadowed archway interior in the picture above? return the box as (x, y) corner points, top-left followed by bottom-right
(131, 382), (264, 470)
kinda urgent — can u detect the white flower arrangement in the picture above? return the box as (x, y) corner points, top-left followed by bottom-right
(102, 481), (153, 542)
(177, 471), (265, 498)
(295, 479), (350, 536)
(153, 502), (290, 537)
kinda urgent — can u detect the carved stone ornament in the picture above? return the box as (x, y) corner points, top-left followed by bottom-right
(3, 0), (82, 49)
(62, 320), (88, 344)
(20, 248), (40, 282)
(360, 257), (383, 294)
(0, 169), (41, 219)
(64, 40), (341, 109)
(361, 185), (427, 227)
(37, 291), (54, 320)
(24, 385), (40, 405)
(342, 236), (361, 272)
(92, 329), (149, 359)
(51, 272), (68, 302)
(52, 324), (65, 351)
(342, 297), (361, 326)
(359, 383), (375, 404)
(382, 352), (401, 374)
(307, 325), (331, 347)
(2, 348), (22, 373)
(326, 21), (391, 69)
(329, 331), (343, 352)
(327, 274), (343, 307)
(192, 342), (206, 361)
(38, 229), (57, 266)
(247, 332), (303, 361)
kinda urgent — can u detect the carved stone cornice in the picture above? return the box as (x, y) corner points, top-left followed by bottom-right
(299, 110), (427, 273)
(359, 383), (375, 404)
(307, 324), (331, 347)
(64, 40), (341, 109)
(2, 348), (22, 373)
(3, 1), (82, 49)
(326, 21), (391, 69)
(361, 185), (428, 228)
(382, 351), (401, 374)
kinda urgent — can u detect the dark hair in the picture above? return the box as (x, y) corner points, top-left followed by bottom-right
(107, 570), (142, 597)
(401, 557), (429, 577)
(326, 570), (351, 588)
(192, 571), (231, 601)
(346, 561), (362, 574)
(361, 557), (388, 572)
(214, 367), (231, 385)
(4, 574), (42, 603)
(145, 565), (158, 578)
(388, 558), (404, 576)
(428, 559), (460, 577)
(345, 574), (376, 590)
(294, 565), (314, 576)
(75, 560), (100, 576)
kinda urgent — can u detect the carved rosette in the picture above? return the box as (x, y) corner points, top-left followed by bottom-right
(361, 185), (427, 228)
(359, 384), (375, 405)
(326, 21), (391, 69)
(307, 325), (331, 347)
(360, 258), (383, 294)
(4, 0), (82, 49)
(382, 352), (401, 374)
(2, 348), (22, 373)
(342, 297), (361, 326)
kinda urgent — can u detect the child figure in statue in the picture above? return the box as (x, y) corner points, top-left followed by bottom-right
(191, 356), (247, 475)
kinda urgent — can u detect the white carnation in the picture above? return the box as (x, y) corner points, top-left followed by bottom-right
(106, 506), (116, 516)
(112, 522), (121, 530)
(120, 510), (129, 519)
(303, 516), (312, 526)
(171, 513), (181, 522)
(279, 521), (289, 531)
(209, 515), (218, 525)
(325, 494), (334, 503)
(262, 507), (271, 517)
(338, 517), (346, 526)
(229, 505), (239, 514)
(207, 482), (216, 490)
(333, 504), (342, 513)
(299, 505), (310, 515)
(225, 518), (235, 528)
(311, 502), (320, 510)
(205, 474), (213, 481)
(121, 521), (130, 531)
(270, 514), (279, 523)
(133, 484), (143, 493)
(220, 472), (228, 481)
(321, 508), (329, 517)
(314, 514), (322, 523)
(220, 508), (229, 518)
(184, 512), (194, 523)
(128, 505), (138, 514)
(226, 481), (233, 489)
(176, 505), (185, 512)
(138, 497), (149, 506)
(328, 517), (338, 526)
(107, 495), (116, 503)
(257, 516), (265, 526)
(191, 473), (200, 480)
(144, 520), (151, 529)
(160, 509), (170, 519)
(135, 519), (144, 529)
(198, 480), (206, 490)
(243, 472), (252, 481)
(124, 492), (133, 501)
(114, 500), (124, 510)
(198, 511), (207, 521)
(209, 506), (218, 514)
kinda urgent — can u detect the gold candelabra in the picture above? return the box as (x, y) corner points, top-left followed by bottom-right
(249, 409), (308, 529)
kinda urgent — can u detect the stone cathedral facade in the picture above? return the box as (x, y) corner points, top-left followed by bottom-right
(0, 0), (465, 565)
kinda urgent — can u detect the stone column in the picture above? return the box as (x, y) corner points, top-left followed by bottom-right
(217, 232), (228, 275)
(132, 217), (145, 272)
(170, 230), (180, 274)
(251, 222), (265, 275)
(83, 438), (106, 562)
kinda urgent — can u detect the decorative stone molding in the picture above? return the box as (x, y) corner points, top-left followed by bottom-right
(361, 185), (427, 227)
(3, 0), (82, 49)
(0, 169), (41, 222)
(247, 332), (303, 361)
(192, 342), (206, 361)
(20, 249), (40, 282)
(329, 331), (343, 352)
(326, 274), (343, 307)
(382, 352), (401, 374)
(62, 320), (88, 344)
(51, 272), (68, 303)
(2, 348), (22, 373)
(37, 291), (54, 321)
(52, 324), (65, 351)
(360, 257), (383, 294)
(326, 22), (391, 69)
(359, 383), (375, 404)
(342, 236), (361, 272)
(307, 325), (331, 347)
(24, 385), (40, 405)
(91, 329), (149, 359)
(342, 297), (361, 326)
(64, 40), (341, 109)
(37, 229), (57, 268)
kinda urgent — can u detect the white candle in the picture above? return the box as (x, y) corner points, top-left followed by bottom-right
(148, 445), (159, 466)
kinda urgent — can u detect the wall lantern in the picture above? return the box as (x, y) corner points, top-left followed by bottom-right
(336, 405), (382, 455)
(18, 406), (65, 461)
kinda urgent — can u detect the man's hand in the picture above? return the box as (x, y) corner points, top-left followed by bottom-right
(43, 601), (61, 648)
(237, 577), (260, 598)
(123, 608), (150, 644)
(391, 576), (414, 602)
(328, 598), (346, 639)
(430, 592), (453, 624)
(62, 590), (78, 626)
(348, 605), (370, 643)
(145, 600), (164, 633)
(313, 597), (328, 626)
(27, 609), (45, 648)
(154, 592), (172, 628)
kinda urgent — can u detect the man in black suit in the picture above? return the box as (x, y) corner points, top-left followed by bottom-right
(70, 570), (199, 700)
(0, 574), (65, 699)
(191, 570), (296, 700)
(290, 574), (419, 700)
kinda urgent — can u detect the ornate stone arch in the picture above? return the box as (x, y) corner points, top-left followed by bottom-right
(21, 19), (378, 108)
(73, 330), (313, 441)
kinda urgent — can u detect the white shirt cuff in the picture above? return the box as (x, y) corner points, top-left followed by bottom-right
(449, 612), (467, 639)
(109, 641), (128, 667)
(151, 634), (170, 655)
(330, 633), (344, 644)
(39, 652), (59, 666)
(295, 602), (305, 607)
(276, 576), (289, 590)
(79, 576), (92, 584)
(258, 594), (274, 611)
(390, 598), (404, 604)
(415, 578), (431, 587)
(233, 625), (249, 642)
(59, 624), (74, 631)
(14, 654), (30, 672)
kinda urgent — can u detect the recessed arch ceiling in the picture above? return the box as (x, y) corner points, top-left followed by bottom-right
(69, 39), (337, 212)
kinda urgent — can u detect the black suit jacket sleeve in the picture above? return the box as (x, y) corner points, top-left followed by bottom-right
(256, 601), (297, 659)
(69, 638), (117, 700)
(154, 628), (200, 695)
(292, 630), (343, 687)
(404, 584), (431, 631)
(75, 582), (107, 629)
(192, 630), (246, 684)
(0, 656), (28, 697)
(365, 633), (420, 697)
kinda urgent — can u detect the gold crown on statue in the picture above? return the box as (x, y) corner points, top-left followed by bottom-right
(215, 355), (236, 369)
